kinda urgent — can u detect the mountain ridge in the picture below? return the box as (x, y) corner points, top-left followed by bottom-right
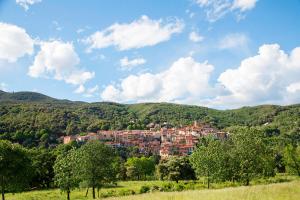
(0, 90), (299, 147)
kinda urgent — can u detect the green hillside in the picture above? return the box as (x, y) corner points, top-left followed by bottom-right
(0, 90), (299, 147)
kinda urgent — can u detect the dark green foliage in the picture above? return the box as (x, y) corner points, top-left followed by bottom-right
(139, 185), (150, 193)
(284, 144), (300, 176)
(29, 148), (56, 189)
(190, 127), (276, 187)
(54, 148), (80, 200)
(125, 156), (155, 180)
(77, 140), (118, 199)
(0, 140), (33, 200)
(157, 156), (196, 183)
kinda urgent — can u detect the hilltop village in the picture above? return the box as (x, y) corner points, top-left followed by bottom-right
(63, 122), (227, 158)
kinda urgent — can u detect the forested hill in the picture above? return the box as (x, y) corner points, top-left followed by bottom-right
(0, 90), (299, 147)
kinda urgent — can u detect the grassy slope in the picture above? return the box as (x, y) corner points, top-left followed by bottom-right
(108, 181), (300, 200)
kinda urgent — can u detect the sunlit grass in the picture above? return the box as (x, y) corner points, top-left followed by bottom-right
(6, 175), (300, 200)
(108, 181), (300, 200)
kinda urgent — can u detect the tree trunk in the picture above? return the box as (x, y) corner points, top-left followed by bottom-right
(207, 171), (210, 189)
(92, 186), (95, 199)
(246, 178), (250, 186)
(67, 190), (70, 200)
(97, 187), (100, 198)
(85, 188), (89, 197)
(1, 179), (5, 200)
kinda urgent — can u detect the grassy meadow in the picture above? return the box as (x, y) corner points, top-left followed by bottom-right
(6, 175), (300, 200)
(108, 181), (300, 200)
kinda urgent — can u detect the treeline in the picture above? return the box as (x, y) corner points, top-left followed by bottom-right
(1, 125), (299, 200)
(0, 100), (299, 148)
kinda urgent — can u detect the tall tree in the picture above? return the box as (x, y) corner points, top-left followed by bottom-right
(230, 127), (275, 185)
(53, 148), (79, 200)
(78, 141), (117, 199)
(0, 140), (33, 200)
(190, 137), (223, 188)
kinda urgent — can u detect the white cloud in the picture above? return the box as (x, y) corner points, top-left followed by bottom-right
(0, 23), (34, 62)
(16, 0), (41, 11)
(219, 33), (249, 50)
(101, 85), (121, 102)
(101, 57), (214, 102)
(189, 31), (204, 42)
(74, 85), (85, 94)
(213, 44), (300, 108)
(232, 0), (257, 11)
(287, 82), (300, 93)
(102, 44), (300, 108)
(120, 56), (146, 70)
(195, 0), (259, 22)
(0, 82), (8, 92)
(83, 15), (184, 51)
(84, 85), (99, 97)
(28, 40), (94, 86)
(74, 84), (99, 97)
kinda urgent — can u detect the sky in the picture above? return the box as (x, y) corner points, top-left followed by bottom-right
(0, 0), (300, 109)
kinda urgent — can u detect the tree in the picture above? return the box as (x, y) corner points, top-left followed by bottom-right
(54, 148), (79, 200)
(0, 140), (33, 200)
(284, 144), (300, 176)
(157, 156), (195, 183)
(29, 148), (56, 189)
(230, 127), (275, 185)
(77, 141), (117, 199)
(283, 127), (300, 176)
(125, 156), (155, 180)
(190, 137), (222, 188)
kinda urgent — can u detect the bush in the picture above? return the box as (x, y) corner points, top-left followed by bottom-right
(160, 182), (175, 192)
(139, 185), (150, 194)
(100, 190), (117, 198)
(174, 183), (185, 191)
(118, 189), (135, 196)
(150, 185), (160, 192)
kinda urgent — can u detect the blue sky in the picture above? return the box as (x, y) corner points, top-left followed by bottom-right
(0, 0), (300, 108)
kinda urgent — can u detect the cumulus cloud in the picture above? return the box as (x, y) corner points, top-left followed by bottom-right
(102, 44), (300, 108)
(189, 31), (204, 42)
(120, 57), (146, 70)
(0, 22), (34, 62)
(74, 85), (99, 98)
(195, 0), (259, 22)
(219, 33), (249, 50)
(28, 40), (94, 86)
(74, 85), (85, 94)
(16, 0), (42, 11)
(83, 15), (184, 51)
(212, 44), (300, 108)
(101, 57), (214, 102)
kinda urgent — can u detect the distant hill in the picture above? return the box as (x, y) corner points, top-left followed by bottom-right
(0, 90), (57, 102)
(0, 90), (299, 147)
(0, 90), (74, 103)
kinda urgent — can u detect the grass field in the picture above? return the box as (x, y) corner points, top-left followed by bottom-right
(6, 176), (300, 200)
(108, 181), (300, 200)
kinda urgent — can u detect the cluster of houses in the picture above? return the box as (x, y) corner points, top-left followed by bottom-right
(63, 121), (227, 158)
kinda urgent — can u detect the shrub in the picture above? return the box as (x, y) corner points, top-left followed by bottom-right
(118, 189), (135, 196)
(139, 185), (150, 194)
(174, 183), (185, 191)
(150, 185), (160, 192)
(160, 182), (174, 192)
